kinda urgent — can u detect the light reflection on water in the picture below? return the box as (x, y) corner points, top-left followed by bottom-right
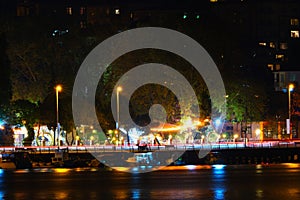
(0, 164), (300, 199)
(212, 164), (226, 200)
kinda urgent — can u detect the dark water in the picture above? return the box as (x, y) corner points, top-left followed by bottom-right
(1, 164), (300, 200)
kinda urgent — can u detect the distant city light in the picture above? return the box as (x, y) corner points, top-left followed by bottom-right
(52, 29), (69, 37)
(215, 118), (221, 126)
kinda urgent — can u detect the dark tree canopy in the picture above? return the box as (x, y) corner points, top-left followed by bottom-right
(0, 32), (11, 106)
(0, 6), (274, 136)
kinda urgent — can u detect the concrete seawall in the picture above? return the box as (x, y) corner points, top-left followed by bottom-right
(179, 147), (300, 165)
(24, 147), (300, 166)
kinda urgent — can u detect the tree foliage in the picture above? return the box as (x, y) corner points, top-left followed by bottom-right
(0, 32), (11, 106)
(0, 7), (275, 138)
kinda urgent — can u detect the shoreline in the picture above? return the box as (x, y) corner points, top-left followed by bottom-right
(2, 146), (300, 170)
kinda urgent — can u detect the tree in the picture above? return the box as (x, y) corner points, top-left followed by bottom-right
(0, 124), (14, 146)
(0, 32), (11, 106)
(6, 100), (39, 146)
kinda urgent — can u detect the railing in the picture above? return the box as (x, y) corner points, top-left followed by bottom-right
(0, 141), (300, 154)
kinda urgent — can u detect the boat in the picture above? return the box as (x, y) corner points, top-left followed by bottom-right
(51, 148), (88, 168)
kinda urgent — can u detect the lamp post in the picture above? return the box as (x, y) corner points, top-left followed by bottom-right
(288, 84), (294, 139)
(116, 86), (122, 143)
(55, 85), (62, 147)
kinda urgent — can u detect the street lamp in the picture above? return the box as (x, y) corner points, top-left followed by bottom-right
(116, 86), (122, 129)
(288, 83), (294, 138)
(116, 86), (122, 144)
(55, 85), (62, 147)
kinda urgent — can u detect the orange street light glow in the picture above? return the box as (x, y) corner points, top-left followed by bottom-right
(117, 86), (122, 92)
(56, 85), (62, 92)
(150, 126), (181, 132)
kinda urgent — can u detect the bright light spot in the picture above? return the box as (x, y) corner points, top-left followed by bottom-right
(132, 167), (139, 172)
(256, 164), (262, 169)
(289, 84), (294, 92)
(56, 85), (62, 92)
(212, 164), (226, 170)
(117, 86), (122, 92)
(181, 117), (194, 130)
(255, 129), (261, 136)
(115, 9), (120, 15)
(283, 163), (300, 168)
(0, 119), (5, 126)
(204, 118), (210, 122)
(185, 165), (197, 170)
(150, 125), (180, 132)
(132, 189), (141, 199)
(215, 119), (221, 126)
(53, 168), (71, 173)
(214, 188), (225, 200)
(14, 169), (30, 173)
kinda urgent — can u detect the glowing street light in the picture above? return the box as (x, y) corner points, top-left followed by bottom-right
(287, 83), (294, 138)
(90, 135), (94, 146)
(233, 134), (238, 143)
(55, 85), (62, 147)
(75, 135), (80, 146)
(201, 135), (205, 144)
(116, 86), (122, 144)
(116, 86), (122, 130)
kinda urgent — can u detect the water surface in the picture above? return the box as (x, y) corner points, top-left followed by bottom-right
(1, 164), (300, 200)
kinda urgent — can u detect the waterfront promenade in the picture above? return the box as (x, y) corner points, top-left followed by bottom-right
(0, 140), (299, 154)
(1, 140), (300, 169)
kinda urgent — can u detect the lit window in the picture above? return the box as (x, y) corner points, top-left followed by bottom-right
(291, 30), (299, 38)
(291, 74), (296, 81)
(276, 64), (281, 71)
(80, 21), (86, 29)
(269, 42), (275, 48)
(291, 18), (299, 26)
(80, 7), (86, 15)
(210, 0), (218, 2)
(66, 7), (72, 15)
(17, 6), (26, 16)
(267, 64), (274, 71)
(280, 42), (288, 50)
(276, 54), (284, 61)
(259, 42), (267, 46)
(276, 54), (284, 59)
(115, 9), (120, 15)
